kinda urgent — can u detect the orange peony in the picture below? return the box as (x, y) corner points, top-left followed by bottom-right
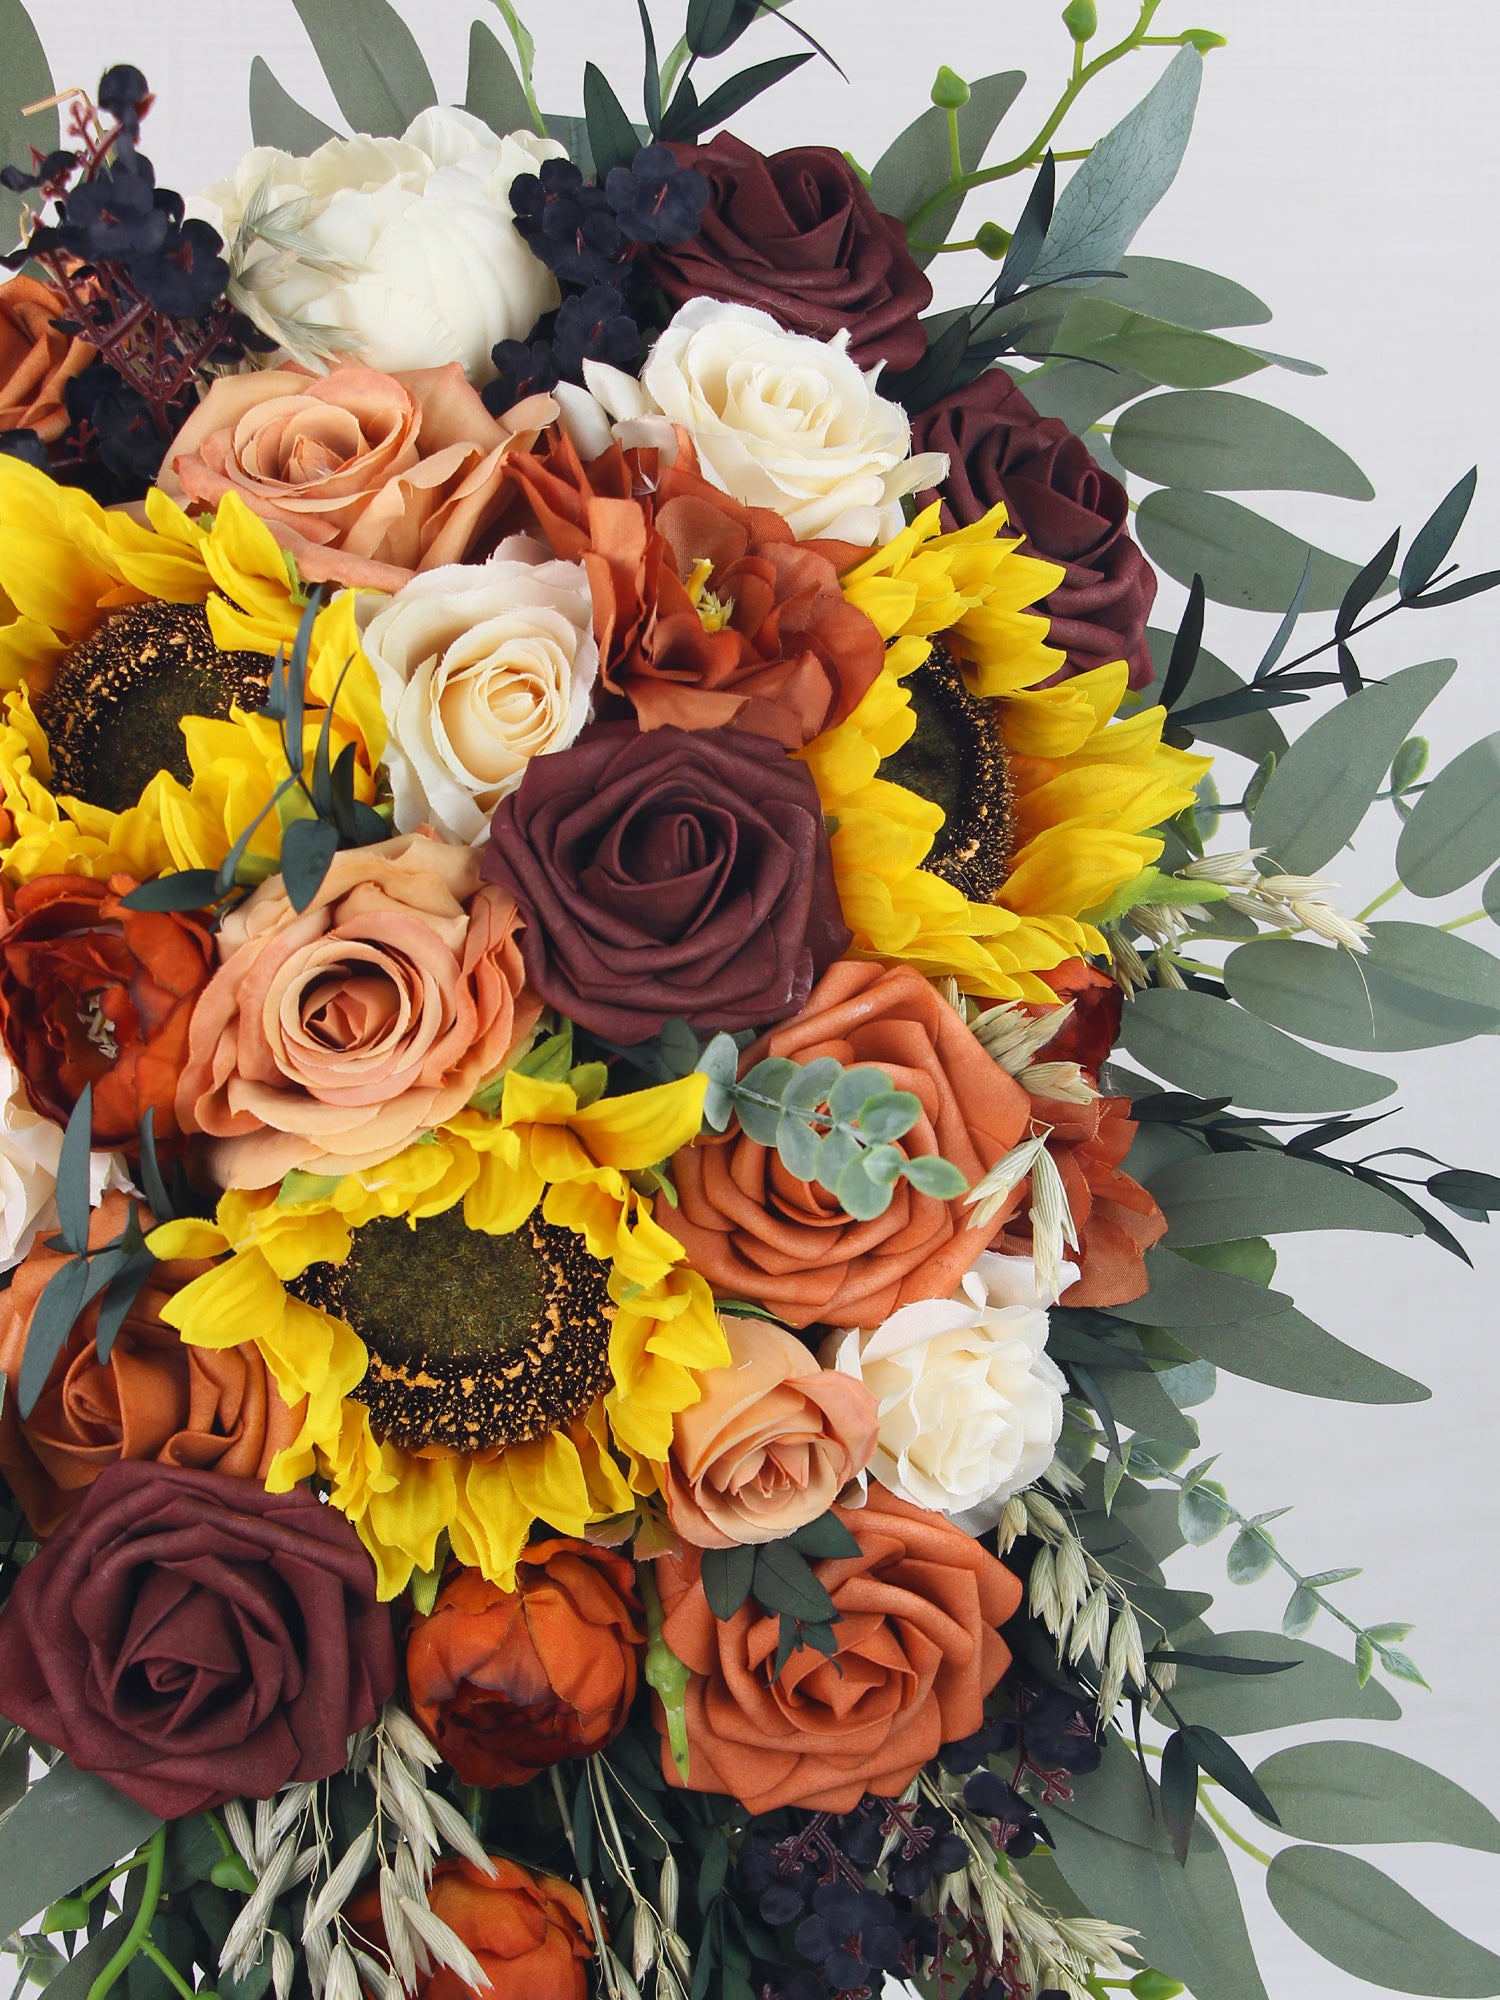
(0, 276), (95, 442)
(351, 1857), (592, 2000)
(406, 1544), (643, 1787)
(653, 1482), (1021, 1813)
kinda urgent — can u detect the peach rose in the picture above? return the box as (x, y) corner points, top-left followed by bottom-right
(660, 1314), (879, 1548)
(653, 1482), (1020, 1813)
(159, 362), (553, 593)
(176, 830), (541, 1187)
(0, 276), (95, 442)
(0, 1193), (300, 1536)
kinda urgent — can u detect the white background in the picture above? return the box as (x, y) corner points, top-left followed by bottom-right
(19, 2), (1500, 1994)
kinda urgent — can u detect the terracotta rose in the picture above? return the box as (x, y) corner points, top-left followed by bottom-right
(660, 1314), (879, 1548)
(998, 1091), (1166, 1308)
(351, 1857), (592, 2000)
(0, 276), (95, 441)
(0, 1192), (300, 1536)
(668, 961), (1031, 1328)
(406, 1544), (643, 1787)
(176, 830), (540, 1187)
(159, 362), (553, 593)
(653, 1482), (1020, 1813)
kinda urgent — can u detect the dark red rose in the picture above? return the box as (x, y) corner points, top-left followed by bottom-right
(913, 371), (1158, 689)
(482, 721), (849, 1043)
(1031, 959), (1124, 1076)
(651, 134), (933, 372)
(0, 1459), (395, 1817)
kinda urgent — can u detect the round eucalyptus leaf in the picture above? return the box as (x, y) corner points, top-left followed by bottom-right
(1396, 731), (1500, 897)
(1267, 1847), (1500, 1996)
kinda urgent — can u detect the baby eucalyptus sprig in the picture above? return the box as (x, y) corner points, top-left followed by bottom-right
(694, 1034), (968, 1220)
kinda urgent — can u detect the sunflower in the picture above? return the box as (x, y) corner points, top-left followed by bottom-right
(152, 1068), (728, 1598)
(0, 460), (385, 886)
(802, 503), (1209, 1001)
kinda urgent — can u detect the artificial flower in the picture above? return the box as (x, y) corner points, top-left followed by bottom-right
(822, 1252), (1068, 1531)
(198, 109), (567, 382)
(0, 275), (96, 441)
(360, 535), (599, 844)
(350, 1856), (593, 2000)
(0, 1458), (395, 1817)
(407, 1544), (643, 1785)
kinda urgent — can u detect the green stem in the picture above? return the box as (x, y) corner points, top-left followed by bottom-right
(1356, 881), (1402, 921)
(658, 33), (691, 104)
(946, 104), (963, 181)
(1198, 1786), (1273, 1867)
(1440, 909), (1489, 931)
(135, 1941), (195, 2000)
(87, 1826), (164, 2000)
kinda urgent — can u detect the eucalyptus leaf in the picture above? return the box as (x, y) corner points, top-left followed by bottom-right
(1146, 1148), (1423, 1245)
(1186, 1299), (1427, 1403)
(0, 0), (55, 257)
(855, 1090), (922, 1142)
(1092, 1361), (1198, 1450)
(289, 0), (437, 136)
(1226, 1526), (1277, 1584)
(1267, 1847), (1500, 1997)
(279, 816), (340, 913)
(1118, 988), (1395, 1113)
(1249, 658), (1455, 873)
(1113, 390), (1373, 498)
(1139, 633), (1290, 762)
(1255, 1741), (1500, 1851)
(1138, 489), (1393, 613)
(1091, 256), (1272, 330)
(0, 1759), (160, 1940)
(867, 72), (1026, 262)
(1009, 359), (1156, 433)
(248, 57), (337, 151)
(1029, 48), (1203, 285)
(1113, 1246), (1289, 1328)
(1166, 1630), (1401, 1735)
(1225, 923), (1500, 1051)
(464, 21), (533, 138)
(1038, 298), (1271, 389)
(1396, 731), (1500, 897)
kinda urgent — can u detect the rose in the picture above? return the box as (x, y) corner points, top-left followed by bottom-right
(648, 135), (933, 372)
(653, 1482), (1020, 1813)
(0, 872), (216, 1157)
(0, 1458), (395, 1816)
(160, 362), (546, 595)
(1030, 958), (1124, 1076)
(0, 1192), (300, 1536)
(506, 430), (886, 747)
(196, 109), (565, 382)
(176, 830), (541, 1188)
(482, 720), (849, 1043)
(0, 1046), (130, 1274)
(350, 1857), (593, 2000)
(359, 536), (599, 845)
(823, 1253), (1068, 1531)
(635, 300), (948, 544)
(0, 276), (95, 442)
(669, 961), (1031, 1329)
(406, 1543), (642, 1786)
(912, 370), (1158, 688)
(660, 1314), (879, 1549)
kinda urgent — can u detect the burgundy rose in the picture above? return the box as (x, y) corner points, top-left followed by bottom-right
(913, 370), (1158, 688)
(651, 134), (932, 372)
(482, 722), (848, 1044)
(0, 1460), (395, 1817)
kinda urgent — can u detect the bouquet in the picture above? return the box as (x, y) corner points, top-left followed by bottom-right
(0, 6), (1497, 2000)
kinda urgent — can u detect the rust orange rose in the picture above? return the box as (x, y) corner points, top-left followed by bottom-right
(351, 1856), (593, 2000)
(0, 276), (95, 442)
(0, 1193), (300, 1537)
(406, 1544), (643, 1787)
(0, 873), (216, 1156)
(997, 1090), (1165, 1308)
(160, 363), (553, 594)
(660, 1314), (879, 1548)
(668, 961), (1032, 1329)
(176, 830), (540, 1188)
(653, 1482), (1021, 1813)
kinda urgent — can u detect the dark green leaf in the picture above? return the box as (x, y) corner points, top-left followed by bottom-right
(1160, 575), (1204, 711)
(464, 22), (532, 138)
(280, 816), (340, 914)
(1429, 1168), (1500, 1214)
(1226, 922), (1500, 1051)
(1151, 1650), (1299, 1676)
(119, 870), (222, 914)
(1267, 1846), (1500, 1996)
(1255, 1741), (1500, 1852)
(701, 1545), (754, 1621)
(1146, 1148), (1423, 1244)
(0, 1759), (159, 1940)
(1397, 730), (1500, 897)
(0, 0), (56, 257)
(248, 57), (337, 151)
(1400, 468), (1478, 599)
(1137, 489), (1394, 614)
(1182, 1726), (1278, 1824)
(992, 149), (1055, 304)
(787, 1513), (862, 1560)
(18, 1253), (88, 1418)
(583, 62), (639, 181)
(657, 77), (697, 150)
(1410, 567), (1500, 609)
(1112, 1246), (1287, 1329)
(637, 0), (662, 132)
(1141, 631), (1290, 763)
(94, 1250), (158, 1364)
(867, 73), (1027, 264)
(752, 1541), (836, 1623)
(688, 54), (812, 133)
(685, 0), (749, 57)
(1335, 527), (1401, 640)
(55, 1085), (94, 1257)
(698, 1830), (730, 1910)
(1167, 1629), (1400, 1735)
(1159, 1732), (1198, 1864)
(289, 0), (437, 135)
(1114, 391), (1372, 499)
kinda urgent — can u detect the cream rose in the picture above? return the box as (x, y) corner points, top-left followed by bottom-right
(0, 1050), (129, 1272)
(621, 298), (947, 544)
(824, 1253), (1068, 1531)
(359, 536), (599, 845)
(198, 109), (565, 383)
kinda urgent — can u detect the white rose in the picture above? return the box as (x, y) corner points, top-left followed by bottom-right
(824, 1252), (1069, 1531)
(360, 535), (599, 845)
(630, 299), (948, 544)
(198, 108), (564, 383)
(0, 1051), (130, 1273)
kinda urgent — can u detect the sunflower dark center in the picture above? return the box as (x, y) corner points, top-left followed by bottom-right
(294, 1202), (615, 1454)
(41, 600), (271, 815)
(881, 641), (1017, 903)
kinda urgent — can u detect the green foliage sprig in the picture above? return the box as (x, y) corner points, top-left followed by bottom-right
(700, 1511), (861, 1677)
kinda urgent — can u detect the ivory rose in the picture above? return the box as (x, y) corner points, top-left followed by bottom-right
(197, 109), (565, 382)
(660, 1315), (879, 1549)
(176, 830), (541, 1188)
(360, 536), (599, 845)
(160, 362), (548, 594)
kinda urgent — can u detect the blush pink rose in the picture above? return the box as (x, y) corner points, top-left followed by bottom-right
(159, 363), (553, 593)
(659, 1315), (878, 1549)
(176, 831), (540, 1187)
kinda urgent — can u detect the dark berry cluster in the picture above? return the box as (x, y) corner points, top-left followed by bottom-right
(485, 143), (708, 417)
